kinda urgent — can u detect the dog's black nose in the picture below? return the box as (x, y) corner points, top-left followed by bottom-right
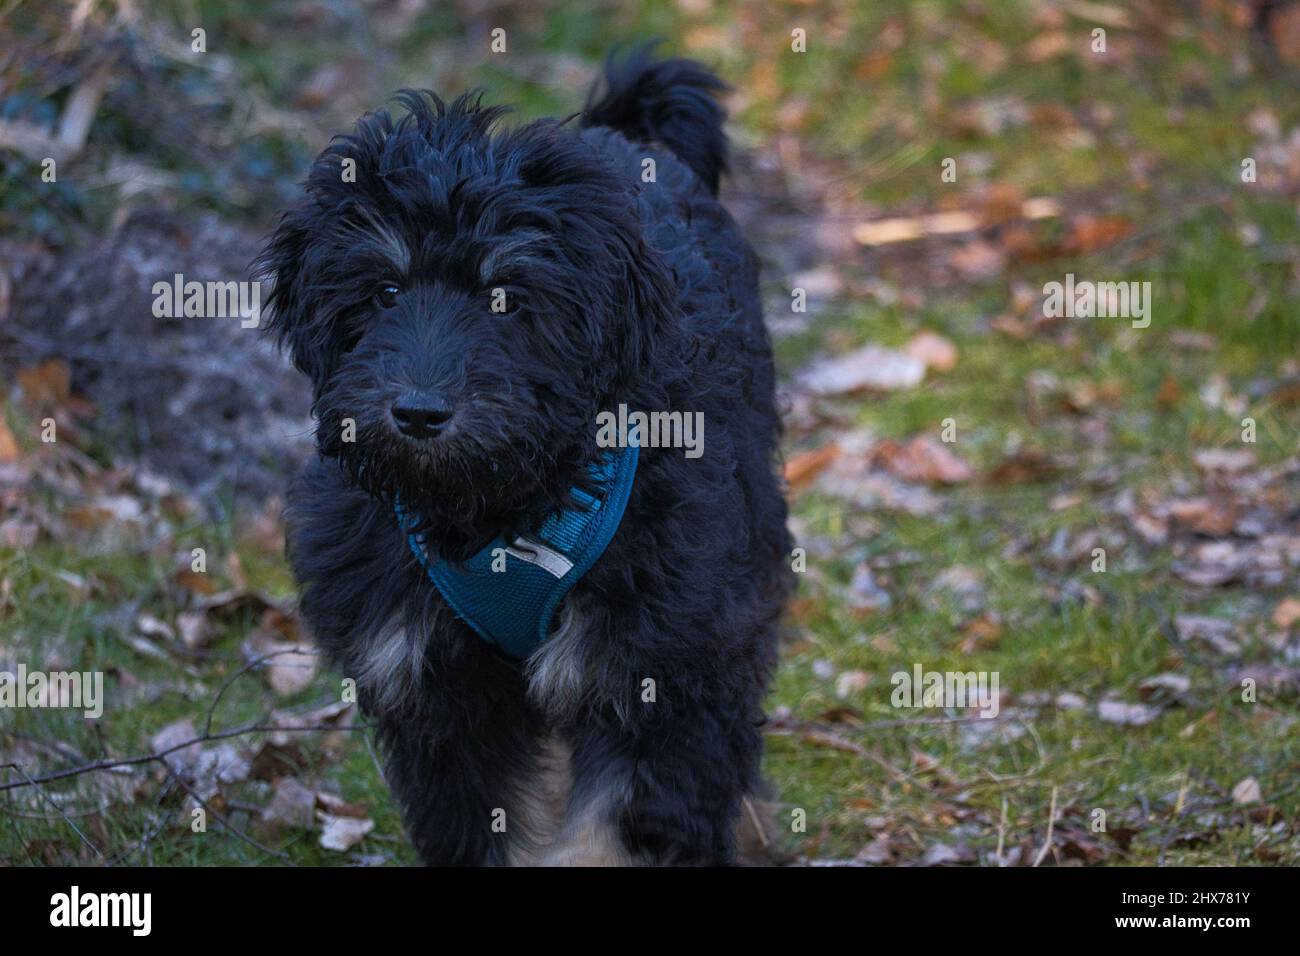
(391, 390), (454, 439)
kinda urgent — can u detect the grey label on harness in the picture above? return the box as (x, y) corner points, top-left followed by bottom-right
(506, 537), (574, 579)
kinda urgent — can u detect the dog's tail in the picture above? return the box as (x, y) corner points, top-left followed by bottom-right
(580, 43), (729, 195)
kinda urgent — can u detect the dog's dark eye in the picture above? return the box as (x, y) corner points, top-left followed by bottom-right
(375, 283), (401, 309)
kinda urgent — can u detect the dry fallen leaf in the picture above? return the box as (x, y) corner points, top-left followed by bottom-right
(1193, 448), (1255, 473)
(851, 197), (1059, 246)
(1054, 825), (1111, 865)
(258, 776), (317, 832)
(1272, 598), (1300, 630)
(258, 607), (300, 641)
(0, 419), (19, 463)
(176, 611), (213, 650)
(871, 633), (897, 654)
(1232, 777), (1262, 806)
(1174, 615), (1241, 655)
(987, 448), (1059, 485)
(1166, 497), (1236, 537)
(1097, 699), (1162, 726)
(817, 705), (866, 726)
(261, 699), (354, 753)
(855, 832), (895, 865)
(815, 456), (942, 516)
(846, 563), (892, 613)
(978, 182), (1027, 225)
(1025, 30), (1070, 62)
(174, 567), (219, 596)
(788, 266), (844, 301)
(0, 519), (38, 548)
(190, 744), (251, 801)
(927, 566), (987, 614)
(798, 345), (925, 395)
(1174, 562), (1241, 589)
(260, 642), (318, 697)
(853, 211), (978, 246)
(149, 719), (203, 778)
(921, 842), (975, 865)
(784, 442), (840, 491)
(136, 614), (175, 643)
(1137, 672), (1191, 702)
(873, 436), (973, 485)
(1269, 3), (1300, 65)
(16, 359), (72, 409)
(1062, 215), (1134, 254)
(194, 587), (281, 617)
(316, 791), (371, 819)
(318, 813), (374, 852)
(64, 495), (143, 531)
(835, 670), (871, 699)
(1155, 373), (1183, 410)
(903, 331), (959, 373)
(959, 613), (1004, 653)
(950, 240), (1007, 281)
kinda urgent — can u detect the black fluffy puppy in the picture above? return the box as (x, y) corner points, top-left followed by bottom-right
(257, 48), (792, 865)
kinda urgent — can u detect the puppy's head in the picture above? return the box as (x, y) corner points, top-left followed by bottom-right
(257, 92), (671, 553)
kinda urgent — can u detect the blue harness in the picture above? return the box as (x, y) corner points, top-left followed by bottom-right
(394, 443), (639, 658)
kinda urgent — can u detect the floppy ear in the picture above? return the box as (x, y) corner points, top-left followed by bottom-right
(254, 209), (326, 385)
(505, 120), (677, 395)
(544, 195), (675, 399)
(605, 221), (674, 386)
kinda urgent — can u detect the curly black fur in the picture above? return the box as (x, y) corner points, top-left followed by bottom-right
(255, 48), (793, 866)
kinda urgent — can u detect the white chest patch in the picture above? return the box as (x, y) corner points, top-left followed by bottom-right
(524, 603), (591, 718)
(354, 616), (422, 713)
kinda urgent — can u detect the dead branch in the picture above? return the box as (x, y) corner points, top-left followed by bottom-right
(0, 720), (366, 795)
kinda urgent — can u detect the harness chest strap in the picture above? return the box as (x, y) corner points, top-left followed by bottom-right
(394, 441), (639, 659)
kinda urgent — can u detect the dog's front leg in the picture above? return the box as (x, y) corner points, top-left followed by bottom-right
(558, 678), (764, 866)
(373, 669), (540, 867)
